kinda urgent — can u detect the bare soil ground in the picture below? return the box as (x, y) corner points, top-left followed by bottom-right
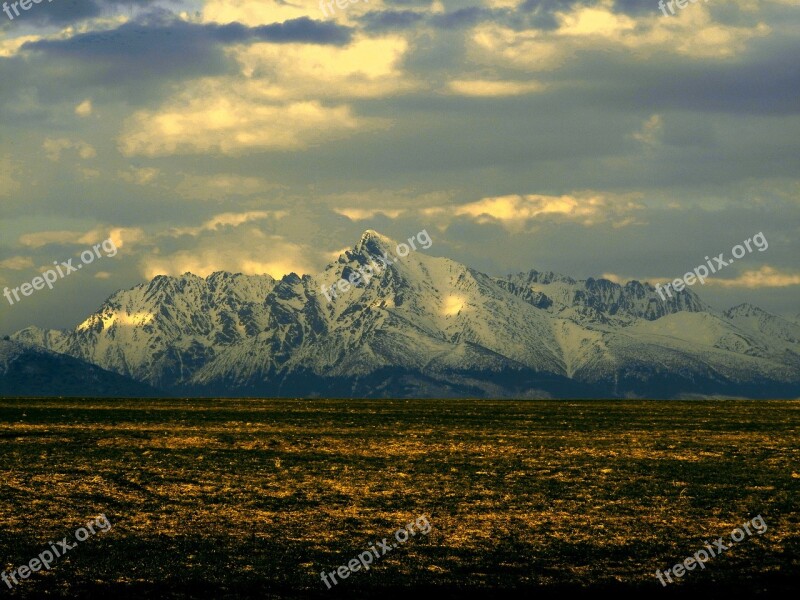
(0, 399), (798, 598)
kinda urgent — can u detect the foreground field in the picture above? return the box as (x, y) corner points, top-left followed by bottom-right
(0, 399), (798, 598)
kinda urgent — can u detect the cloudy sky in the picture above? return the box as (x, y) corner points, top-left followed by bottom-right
(1, 0), (798, 333)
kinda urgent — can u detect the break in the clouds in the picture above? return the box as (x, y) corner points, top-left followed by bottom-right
(0, 0), (798, 333)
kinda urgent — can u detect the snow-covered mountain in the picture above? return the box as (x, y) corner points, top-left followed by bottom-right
(8, 230), (800, 398)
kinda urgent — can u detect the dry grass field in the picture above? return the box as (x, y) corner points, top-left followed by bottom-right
(0, 399), (798, 598)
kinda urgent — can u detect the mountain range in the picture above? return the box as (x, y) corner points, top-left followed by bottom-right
(4, 230), (799, 398)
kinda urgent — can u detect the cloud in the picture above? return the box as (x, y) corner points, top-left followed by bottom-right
(470, 24), (564, 71)
(118, 166), (160, 185)
(468, 0), (772, 72)
(1, 0), (162, 27)
(18, 230), (85, 248)
(0, 155), (20, 197)
(18, 226), (145, 250)
(557, 3), (636, 37)
(0, 35), (41, 58)
(140, 230), (313, 279)
(118, 93), (367, 156)
(453, 192), (645, 230)
(230, 34), (414, 100)
(202, 0), (380, 27)
(23, 15), (353, 55)
(114, 27), (410, 157)
(632, 114), (663, 146)
(446, 79), (546, 97)
(0, 256), (34, 270)
(78, 227), (146, 251)
(42, 138), (96, 161)
(709, 265), (800, 288)
(168, 210), (285, 237)
(75, 99), (93, 117)
(334, 207), (404, 220)
(603, 265), (800, 290)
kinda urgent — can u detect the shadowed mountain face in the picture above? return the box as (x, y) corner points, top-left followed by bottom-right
(7, 231), (800, 398)
(0, 340), (157, 398)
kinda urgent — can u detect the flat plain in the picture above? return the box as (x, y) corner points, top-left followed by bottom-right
(0, 399), (798, 598)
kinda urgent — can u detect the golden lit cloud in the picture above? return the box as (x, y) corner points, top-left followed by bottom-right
(75, 99), (93, 117)
(202, 0), (385, 26)
(118, 93), (366, 156)
(0, 256), (34, 270)
(334, 207), (404, 221)
(557, 4), (636, 37)
(453, 193), (644, 230)
(140, 232), (313, 280)
(168, 211), (286, 237)
(78, 227), (145, 250)
(471, 25), (564, 71)
(19, 230), (84, 248)
(709, 266), (800, 288)
(469, 1), (771, 71)
(446, 79), (546, 97)
(0, 34), (40, 57)
(230, 35), (414, 100)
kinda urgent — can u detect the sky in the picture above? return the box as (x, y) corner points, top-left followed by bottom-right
(0, 0), (798, 334)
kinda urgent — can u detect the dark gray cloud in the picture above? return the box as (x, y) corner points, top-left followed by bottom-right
(360, 10), (426, 32)
(23, 13), (353, 56)
(0, 0), (164, 29)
